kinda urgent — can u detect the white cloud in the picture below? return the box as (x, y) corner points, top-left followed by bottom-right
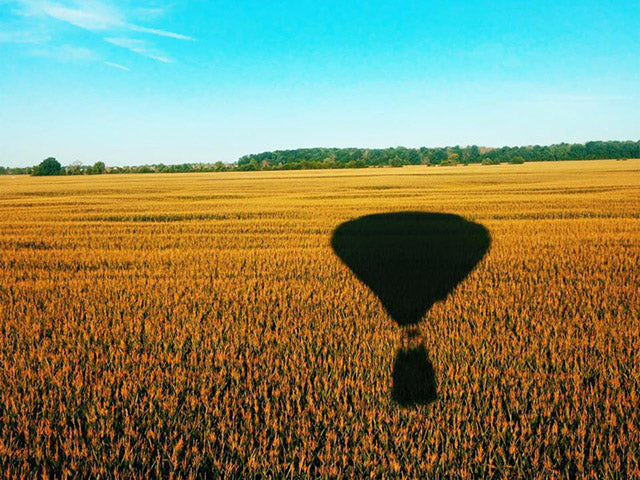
(130, 6), (168, 21)
(0, 30), (51, 43)
(15, 0), (193, 40)
(6, 1), (193, 67)
(31, 44), (96, 61)
(105, 37), (171, 63)
(104, 61), (130, 71)
(35, 1), (123, 30)
(128, 25), (193, 41)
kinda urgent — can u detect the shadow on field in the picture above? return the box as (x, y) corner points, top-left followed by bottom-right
(331, 212), (491, 406)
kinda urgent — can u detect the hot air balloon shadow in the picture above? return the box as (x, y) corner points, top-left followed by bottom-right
(331, 212), (491, 406)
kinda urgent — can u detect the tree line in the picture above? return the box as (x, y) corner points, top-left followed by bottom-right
(0, 158), (232, 176)
(237, 140), (640, 170)
(0, 140), (638, 176)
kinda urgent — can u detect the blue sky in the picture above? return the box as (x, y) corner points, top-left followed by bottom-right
(1, 0), (638, 166)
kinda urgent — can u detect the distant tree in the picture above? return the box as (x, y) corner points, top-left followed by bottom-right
(510, 156), (525, 164)
(468, 145), (480, 163)
(449, 146), (463, 163)
(345, 159), (367, 169)
(431, 149), (447, 165)
(407, 150), (421, 165)
(92, 161), (106, 174)
(34, 157), (62, 176)
(67, 161), (84, 175)
(568, 143), (586, 160)
(390, 156), (407, 167)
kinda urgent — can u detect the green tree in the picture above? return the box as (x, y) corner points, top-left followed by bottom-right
(390, 156), (407, 167)
(213, 161), (227, 171)
(468, 145), (480, 163)
(34, 157), (62, 176)
(432, 149), (447, 165)
(68, 161), (84, 175)
(446, 152), (459, 164)
(407, 150), (421, 165)
(92, 161), (106, 174)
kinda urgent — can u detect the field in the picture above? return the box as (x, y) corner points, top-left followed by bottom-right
(1, 160), (639, 478)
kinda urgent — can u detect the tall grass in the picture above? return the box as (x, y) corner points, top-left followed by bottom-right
(0, 160), (638, 478)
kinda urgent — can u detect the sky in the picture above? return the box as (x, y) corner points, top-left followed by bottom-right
(0, 0), (639, 167)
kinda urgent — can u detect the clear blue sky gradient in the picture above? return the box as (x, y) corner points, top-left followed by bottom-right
(1, 0), (639, 166)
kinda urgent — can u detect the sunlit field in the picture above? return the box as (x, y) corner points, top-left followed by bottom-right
(1, 160), (639, 478)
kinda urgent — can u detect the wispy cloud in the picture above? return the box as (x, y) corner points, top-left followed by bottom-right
(7, 0), (193, 67)
(31, 44), (96, 61)
(129, 6), (169, 21)
(104, 61), (130, 71)
(129, 25), (192, 41)
(105, 37), (171, 63)
(0, 30), (51, 43)
(15, 0), (193, 40)
(23, 0), (123, 30)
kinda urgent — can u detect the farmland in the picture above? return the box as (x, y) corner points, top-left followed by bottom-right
(0, 160), (639, 477)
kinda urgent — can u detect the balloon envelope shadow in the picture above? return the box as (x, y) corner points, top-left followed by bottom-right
(331, 212), (491, 406)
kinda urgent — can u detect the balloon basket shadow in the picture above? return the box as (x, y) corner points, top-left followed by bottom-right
(391, 327), (437, 407)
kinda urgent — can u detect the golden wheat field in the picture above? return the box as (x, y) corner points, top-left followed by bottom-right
(1, 159), (639, 478)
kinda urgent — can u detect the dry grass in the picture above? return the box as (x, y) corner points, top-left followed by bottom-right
(1, 160), (639, 478)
